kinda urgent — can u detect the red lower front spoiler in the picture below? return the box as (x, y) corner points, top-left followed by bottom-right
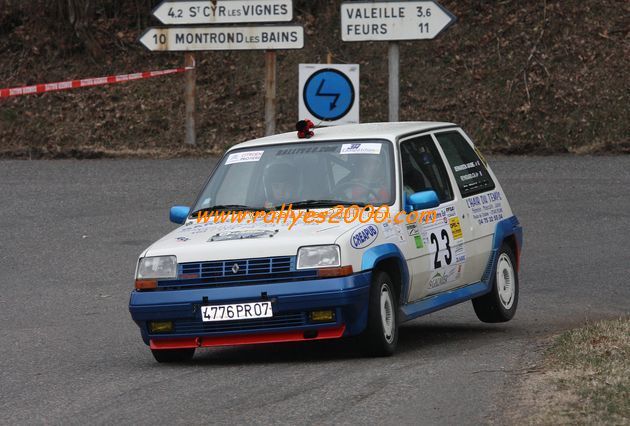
(150, 325), (346, 350)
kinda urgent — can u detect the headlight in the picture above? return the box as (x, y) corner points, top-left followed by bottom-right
(136, 256), (177, 279)
(297, 245), (341, 269)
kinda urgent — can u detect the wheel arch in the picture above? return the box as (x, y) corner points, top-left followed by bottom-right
(361, 243), (410, 304)
(503, 234), (520, 272)
(491, 216), (523, 275)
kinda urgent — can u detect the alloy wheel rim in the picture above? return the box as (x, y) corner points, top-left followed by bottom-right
(496, 253), (515, 309)
(380, 283), (395, 343)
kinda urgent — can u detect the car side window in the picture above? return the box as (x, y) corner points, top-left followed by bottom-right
(435, 131), (495, 198)
(400, 135), (453, 203)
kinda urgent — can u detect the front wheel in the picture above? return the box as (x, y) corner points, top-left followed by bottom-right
(362, 270), (399, 356)
(472, 243), (519, 323)
(151, 348), (195, 363)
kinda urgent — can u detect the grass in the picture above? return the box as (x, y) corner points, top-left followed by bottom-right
(530, 318), (630, 424)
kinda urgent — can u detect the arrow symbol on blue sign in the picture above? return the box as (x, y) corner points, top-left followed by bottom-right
(315, 79), (340, 110)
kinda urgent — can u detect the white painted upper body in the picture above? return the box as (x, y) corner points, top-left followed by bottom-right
(139, 122), (514, 304)
(230, 122), (455, 150)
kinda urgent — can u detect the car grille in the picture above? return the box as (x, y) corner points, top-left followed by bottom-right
(157, 256), (318, 288)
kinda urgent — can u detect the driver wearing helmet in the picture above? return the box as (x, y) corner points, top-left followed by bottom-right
(263, 162), (299, 209)
(337, 154), (390, 204)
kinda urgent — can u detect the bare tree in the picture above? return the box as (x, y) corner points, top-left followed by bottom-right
(65, 0), (104, 60)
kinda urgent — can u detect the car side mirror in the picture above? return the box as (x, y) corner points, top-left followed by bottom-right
(408, 190), (439, 211)
(170, 206), (190, 224)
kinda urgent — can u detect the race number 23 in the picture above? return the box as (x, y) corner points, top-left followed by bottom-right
(430, 229), (452, 269)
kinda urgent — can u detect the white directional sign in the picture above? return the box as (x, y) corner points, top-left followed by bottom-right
(341, 1), (456, 41)
(139, 26), (304, 51)
(152, 0), (293, 25)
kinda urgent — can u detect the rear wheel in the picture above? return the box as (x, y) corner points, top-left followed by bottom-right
(362, 270), (399, 356)
(151, 348), (195, 363)
(472, 243), (519, 323)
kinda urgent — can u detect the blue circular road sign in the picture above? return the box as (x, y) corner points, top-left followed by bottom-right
(303, 69), (355, 121)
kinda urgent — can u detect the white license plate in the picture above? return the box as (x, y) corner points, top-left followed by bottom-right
(201, 301), (273, 322)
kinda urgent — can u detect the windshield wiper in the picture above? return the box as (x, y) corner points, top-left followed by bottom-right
(280, 200), (367, 210)
(190, 205), (262, 217)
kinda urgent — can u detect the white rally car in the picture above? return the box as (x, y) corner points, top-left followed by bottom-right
(129, 122), (523, 362)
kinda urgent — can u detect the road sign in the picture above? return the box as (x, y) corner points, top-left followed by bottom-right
(341, 1), (456, 41)
(299, 64), (359, 126)
(152, 0), (293, 25)
(139, 26), (304, 51)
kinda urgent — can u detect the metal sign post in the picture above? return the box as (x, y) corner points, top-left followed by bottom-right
(388, 42), (399, 122)
(184, 53), (196, 145)
(265, 51), (277, 135)
(341, 1), (456, 122)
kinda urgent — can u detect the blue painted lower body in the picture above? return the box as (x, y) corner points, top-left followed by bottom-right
(129, 271), (372, 345)
(400, 281), (492, 321)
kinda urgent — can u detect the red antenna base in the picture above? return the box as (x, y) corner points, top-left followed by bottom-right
(296, 120), (315, 139)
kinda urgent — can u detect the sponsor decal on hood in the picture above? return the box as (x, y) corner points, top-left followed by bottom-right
(209, 229), (279, 242)
(350, 224), (379, 249)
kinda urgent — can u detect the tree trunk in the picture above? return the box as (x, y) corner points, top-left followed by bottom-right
(66, 0), (103, 60)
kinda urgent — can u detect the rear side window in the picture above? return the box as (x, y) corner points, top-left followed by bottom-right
(435, 131), (495, 197)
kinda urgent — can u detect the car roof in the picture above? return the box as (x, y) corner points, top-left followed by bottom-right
(229, 121), (457, 151)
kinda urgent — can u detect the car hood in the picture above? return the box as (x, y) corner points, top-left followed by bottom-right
(143, 217), (360, 263)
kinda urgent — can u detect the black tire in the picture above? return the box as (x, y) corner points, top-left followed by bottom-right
(362, 270), (399, 356)
(472, 243), (519, 323)
(151, 348), (195, 363)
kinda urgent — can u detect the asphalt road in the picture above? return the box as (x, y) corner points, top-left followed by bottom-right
(1, 156), (628, 425)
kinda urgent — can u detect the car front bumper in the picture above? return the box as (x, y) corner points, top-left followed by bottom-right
(129, 271), (372, 349)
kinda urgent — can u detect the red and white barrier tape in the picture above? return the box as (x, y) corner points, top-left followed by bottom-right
(0, 66), (194, 99)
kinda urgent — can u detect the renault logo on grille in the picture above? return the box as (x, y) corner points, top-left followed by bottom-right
(231, 263), (240, 274)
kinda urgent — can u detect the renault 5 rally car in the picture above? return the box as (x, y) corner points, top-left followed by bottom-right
(129, 122), (522, 362)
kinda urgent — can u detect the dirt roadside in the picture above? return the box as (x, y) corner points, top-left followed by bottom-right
(506, 318), (629, 425)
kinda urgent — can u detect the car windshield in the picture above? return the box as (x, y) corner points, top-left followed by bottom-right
(191, 139), (395, 214)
